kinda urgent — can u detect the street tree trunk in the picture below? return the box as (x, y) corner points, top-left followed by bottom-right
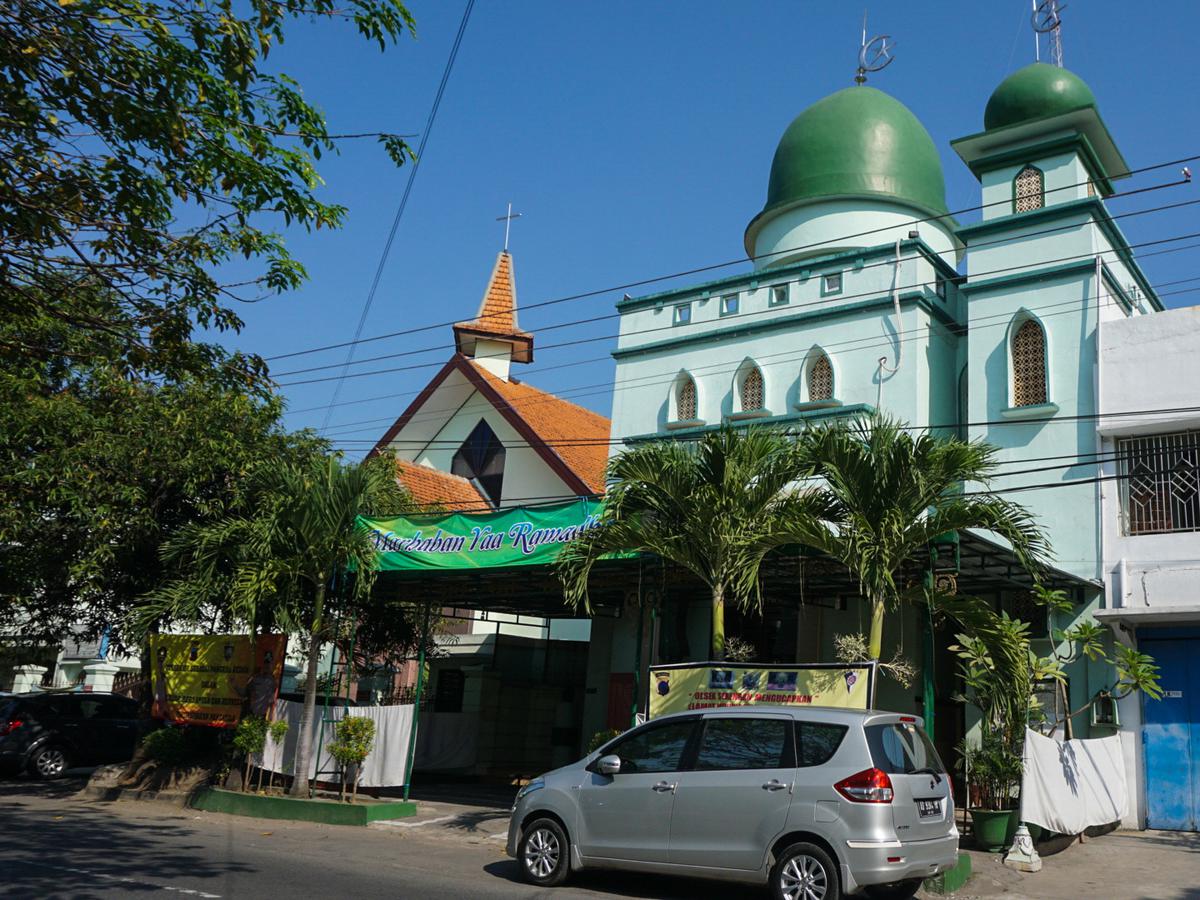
(290, 581), (327, 797)
(867, 594), (886, 661)
(711, 584), (725, 660)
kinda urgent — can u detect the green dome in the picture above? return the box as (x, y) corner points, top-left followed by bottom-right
(760, 86), (949, 219)
(984, 63), (1096, 131)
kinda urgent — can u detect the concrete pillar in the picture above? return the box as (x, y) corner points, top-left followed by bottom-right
(11, 665), (48, 693)
(82, 661), (120, 693)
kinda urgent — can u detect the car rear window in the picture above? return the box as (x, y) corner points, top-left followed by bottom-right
(794, 721), (848, 767)
(865, 721), (946, 774)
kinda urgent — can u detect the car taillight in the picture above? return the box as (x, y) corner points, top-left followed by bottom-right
(0, 719), (23, 737)
(835, 767), (894, 803)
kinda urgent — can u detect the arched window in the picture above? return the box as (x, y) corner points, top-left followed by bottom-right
(807, 351), (834, 402)
(676, 376), (697, 421)
(451, 419), (505, 505)
(1014, 165), (1044, 213)
(740, 365), (764, 412)
(1011, 319), (1048, 407)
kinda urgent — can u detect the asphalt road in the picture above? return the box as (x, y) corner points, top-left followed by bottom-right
(0, 775), (766, 900)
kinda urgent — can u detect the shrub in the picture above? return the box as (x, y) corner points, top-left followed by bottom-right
(328, 716), (376, 803)
(141, 727), (189, 766)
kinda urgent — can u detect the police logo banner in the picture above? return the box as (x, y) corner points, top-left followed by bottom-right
(647, 662), (876, 719)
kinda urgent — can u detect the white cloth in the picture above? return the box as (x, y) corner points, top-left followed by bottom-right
(1020, 727), (1127, 835)
(255, 700), (414, 788)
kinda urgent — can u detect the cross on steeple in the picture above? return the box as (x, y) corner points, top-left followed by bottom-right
(496, 202), (522, 251)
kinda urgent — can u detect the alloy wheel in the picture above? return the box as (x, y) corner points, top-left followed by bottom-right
(35, 747), (67, 778)
(780, 853), (829, 900)
(523, 827), (561, 880)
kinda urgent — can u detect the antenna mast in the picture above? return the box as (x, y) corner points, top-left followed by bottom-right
(1032, 0), (1067, 67)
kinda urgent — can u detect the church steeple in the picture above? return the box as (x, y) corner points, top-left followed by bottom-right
(452, 250), (534, 381)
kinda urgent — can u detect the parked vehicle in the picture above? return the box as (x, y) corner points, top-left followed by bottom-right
(507, 707), (957, 899)
(0, 692), (145, 779)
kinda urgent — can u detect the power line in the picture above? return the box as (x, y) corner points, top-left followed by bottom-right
(278, 214), (1200, 388)
(266, 153), (1200, 365)
(316, 0), (476, 434)
(315, 275), (1200, 442)
(272, 191), (1200, 379)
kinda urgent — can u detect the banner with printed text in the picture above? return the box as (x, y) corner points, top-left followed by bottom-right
(647, 662), (876, 719)
(360, 499), (614, 571)
(149, 634), (286, 728)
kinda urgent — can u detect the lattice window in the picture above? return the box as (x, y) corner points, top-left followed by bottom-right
(1011, 320), (1047, 407)
(1087, 180), (1096, 197)
(807, 353), (833, 401)
(1014, 165), (1044, 213)
(1119, 432), (1200, 535)
(740, 366), (764, 411)
(676, 377), (697, 421)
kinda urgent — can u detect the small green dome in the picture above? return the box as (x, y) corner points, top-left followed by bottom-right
(984, 63), (1096, 131)
(759, 86), (949, 219)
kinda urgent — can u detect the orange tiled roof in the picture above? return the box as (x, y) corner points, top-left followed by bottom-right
(467, 360), (610, 494)
(455, 251), (531, 338)
(395, 459), (489, 511)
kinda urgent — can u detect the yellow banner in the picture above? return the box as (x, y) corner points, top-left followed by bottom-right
(647, 663), (875, 719)
(149, 634), (286, 728)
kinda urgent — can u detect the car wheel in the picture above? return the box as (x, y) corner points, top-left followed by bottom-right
(864, 878), (925, 900)
(518, 817), (570, 887)
(771, 841), (840, 900)
(30, 745), (70, 780)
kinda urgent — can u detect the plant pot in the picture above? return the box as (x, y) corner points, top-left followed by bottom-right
(970, 808), (1016, 852)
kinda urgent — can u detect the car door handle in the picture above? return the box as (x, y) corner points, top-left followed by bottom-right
(762, 780), (788, 792)
(652, 781), (677, 793)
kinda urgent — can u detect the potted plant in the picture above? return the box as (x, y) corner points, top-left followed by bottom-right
(961, 736), (1023, 851)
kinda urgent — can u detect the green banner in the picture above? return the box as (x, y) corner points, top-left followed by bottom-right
(361, 498), (604, 571)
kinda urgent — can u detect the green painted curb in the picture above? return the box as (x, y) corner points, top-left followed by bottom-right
(190, 787), (417, 826)
(923, 852), (972, 895)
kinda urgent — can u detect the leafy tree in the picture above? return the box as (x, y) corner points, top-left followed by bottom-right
(2, 0), (415, 384)
(232, 715), (269, 792)
(0, 304), (324, 647)
(797, 415), (1052, 660)
(327, 715), (375, 803)
(557, 428), (829, 659)
(140, 452), (413, 796)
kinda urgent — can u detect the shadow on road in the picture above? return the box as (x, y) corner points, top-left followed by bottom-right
(483, 860), (763, 899)
(0, 775), (253, 897)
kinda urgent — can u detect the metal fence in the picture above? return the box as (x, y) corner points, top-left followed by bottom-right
(1118, 431), (1200, 535)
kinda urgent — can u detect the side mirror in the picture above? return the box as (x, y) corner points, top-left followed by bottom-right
(597, 754), (621, 776)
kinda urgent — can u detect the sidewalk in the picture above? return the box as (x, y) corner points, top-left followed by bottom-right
(368, 784), (514, 847)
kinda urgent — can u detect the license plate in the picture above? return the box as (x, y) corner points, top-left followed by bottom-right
(917, 799), (941, 818)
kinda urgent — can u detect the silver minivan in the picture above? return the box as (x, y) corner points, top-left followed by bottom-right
(507, 707), (958, 899)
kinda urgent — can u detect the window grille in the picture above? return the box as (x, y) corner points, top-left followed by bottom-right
(740, 366), (764, 411)
(770, 285), (789, 306)
(1118, 431), (1200, 535)
(807, 353), (833, 402)
(1011, 320), (1047, 407)
(1014, 166), (1044, 213)
(676, 377), (697, 421)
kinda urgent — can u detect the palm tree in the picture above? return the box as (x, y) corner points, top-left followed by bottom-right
(140, 452), (407, 796)
(796, 415), (1051, 660)
(557, 427), (828, 660)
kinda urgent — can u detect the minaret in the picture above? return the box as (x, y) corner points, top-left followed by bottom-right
(452, 250), (533, 382)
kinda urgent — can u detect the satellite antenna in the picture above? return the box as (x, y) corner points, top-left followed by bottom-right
(854, 12), (895, 85)
(1032, 0), (1066, 67)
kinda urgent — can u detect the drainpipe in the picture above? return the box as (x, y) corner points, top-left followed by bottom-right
(877, 239), (905, 410)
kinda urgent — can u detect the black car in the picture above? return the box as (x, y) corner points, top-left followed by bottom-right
(0, 692), (145, 778)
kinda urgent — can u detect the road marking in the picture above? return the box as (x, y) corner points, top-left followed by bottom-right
(384, 814), (460, 828)
(14, 860), (221, 898)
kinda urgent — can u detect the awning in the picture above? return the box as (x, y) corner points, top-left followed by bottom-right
(1095, 605), (1200, 628)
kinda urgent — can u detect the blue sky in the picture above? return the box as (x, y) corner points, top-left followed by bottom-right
(222, 1), (1200, 454)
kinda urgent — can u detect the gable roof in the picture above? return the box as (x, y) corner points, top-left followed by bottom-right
(369, 354), (610, 497)
(453, 251), (534, 363)
(395, 459), (489, 512)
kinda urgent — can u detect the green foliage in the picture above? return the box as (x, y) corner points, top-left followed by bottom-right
(587, 729), (622, 754)
(327, 716), (377, 768)
(557, 427), (829, 657)
(2, 0), (415, 383)
(233, 716), (269, 757)
(141, 728), (190, 766)
(959, 736), (1023, 811)
(796, 414), (1052, 659)
(268, 718), (290, 745)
